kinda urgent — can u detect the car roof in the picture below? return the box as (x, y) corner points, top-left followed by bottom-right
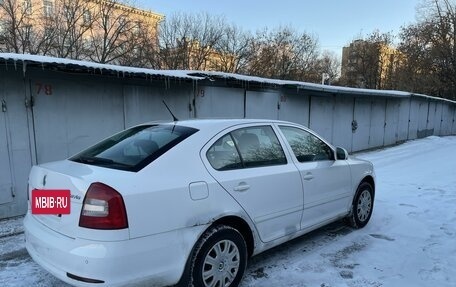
(142, 118), (296, 131)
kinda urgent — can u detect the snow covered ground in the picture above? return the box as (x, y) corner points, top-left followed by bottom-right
(1, 136), (455, 287)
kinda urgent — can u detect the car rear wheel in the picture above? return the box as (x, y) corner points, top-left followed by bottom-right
(179, 225), (247, 287)
(347, 182), (374, 228)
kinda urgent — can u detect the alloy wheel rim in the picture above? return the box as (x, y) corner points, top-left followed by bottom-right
(357, 189), (372, 222)
(202, 239), (240, 287)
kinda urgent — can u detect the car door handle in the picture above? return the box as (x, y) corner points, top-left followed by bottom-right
(303, 172), (314, 181)
(233, 183), (250, 192)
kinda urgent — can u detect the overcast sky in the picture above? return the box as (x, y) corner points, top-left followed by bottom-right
(136, 0), (422, 57)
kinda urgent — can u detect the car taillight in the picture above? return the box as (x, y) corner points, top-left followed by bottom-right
(79, 182), (128, 230)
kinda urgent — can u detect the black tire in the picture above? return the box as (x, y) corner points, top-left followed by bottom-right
(178, 225), (248, 287)
(347, 182), (374, 228)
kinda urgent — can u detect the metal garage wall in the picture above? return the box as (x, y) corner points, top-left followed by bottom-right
(0, 69), (32, 219)
(397, 98), (410, 142)
(369, 99), (386, 149)
(441, 104), (453, 135)
(417, 98), (430, 138)
(245, 90), (279, 119)
(433, 102), (443, 135)
(278, 93), (310, 127)
(0, 103), (13, 206)
(408, 100), (419, 139)
(123, 85), (192, 127)
(352, 98), (371, 151)
(29, 72), (125, 163)
(194, 86), (244, 118)
(309, 96), (334, 142)
(451, 106), (456, 135)
(331, 96), (353, 151)
(384, 99), (400, 146)
(426, 101), (436, 136)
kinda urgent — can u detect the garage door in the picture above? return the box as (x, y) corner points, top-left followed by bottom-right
(0, 106), (13, 205)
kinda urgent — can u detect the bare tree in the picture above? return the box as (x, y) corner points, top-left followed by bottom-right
(246, 26), (320, 81)
(86, 0), (142, 64)
(425, 0), (455, 98)
(117, 20), (160, 68)
(396, 0), (456, 99)
(46, 0), (96, 59)
(214, 24), (253, 73)
(396, 23), (438, 94)
(158, 12), (225, 70)
(157, 12), (190, 69)
(315, 51), (341, 84)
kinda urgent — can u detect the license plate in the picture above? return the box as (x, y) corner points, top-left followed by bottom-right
(31, 189), (71, 214)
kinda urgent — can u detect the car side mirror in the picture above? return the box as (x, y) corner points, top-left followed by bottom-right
(336, 147), (348, 160)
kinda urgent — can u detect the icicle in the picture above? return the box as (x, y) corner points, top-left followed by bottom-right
(192, 78), (196, 95)
(23, 61), (27, 77)
(165, 77), (170, 90)
(13, 59), (17, 71)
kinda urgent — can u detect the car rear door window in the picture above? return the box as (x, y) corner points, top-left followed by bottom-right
(206, 134), (242, 170)
(279, 126), (334, 162)
(206, 125), (287, 170)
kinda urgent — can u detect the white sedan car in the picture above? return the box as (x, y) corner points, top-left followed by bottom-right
(24, 119), (375, 287)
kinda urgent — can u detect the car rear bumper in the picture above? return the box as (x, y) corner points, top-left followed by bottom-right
(24, 212), (206, 287)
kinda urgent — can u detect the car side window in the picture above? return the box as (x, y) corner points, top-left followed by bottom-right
(206, 125), (287, 170)
(279, 126), (334, 162)
(206, 134), (242, 170)
(231, 126), (287, 168)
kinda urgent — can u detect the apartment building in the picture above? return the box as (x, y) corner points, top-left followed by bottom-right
(341, 39), (400, 89)
(0, 0), (163, 63)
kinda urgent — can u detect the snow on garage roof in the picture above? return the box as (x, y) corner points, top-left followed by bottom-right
(192, 70), (413, 98)
(0, 53), (450, 101)
(0, 53), (203, 80)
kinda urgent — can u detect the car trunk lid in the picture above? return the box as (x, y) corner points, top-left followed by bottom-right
(28, 160), (130, 240)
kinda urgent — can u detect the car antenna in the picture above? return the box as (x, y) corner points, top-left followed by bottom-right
(162, 100), (179, 122)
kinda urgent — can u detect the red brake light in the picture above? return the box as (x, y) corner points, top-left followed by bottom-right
(79, 182), (128, 230)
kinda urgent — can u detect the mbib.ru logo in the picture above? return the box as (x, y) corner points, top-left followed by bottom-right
(32, 189), (71, 214)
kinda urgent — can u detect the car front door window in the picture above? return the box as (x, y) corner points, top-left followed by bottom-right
(279, 126), (334, 162)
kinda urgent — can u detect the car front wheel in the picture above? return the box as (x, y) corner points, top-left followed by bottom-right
(347, 182), (374, 228)
(180, 225), (248, 287)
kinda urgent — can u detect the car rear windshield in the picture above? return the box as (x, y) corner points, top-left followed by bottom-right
(70, 124), (198, 172)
